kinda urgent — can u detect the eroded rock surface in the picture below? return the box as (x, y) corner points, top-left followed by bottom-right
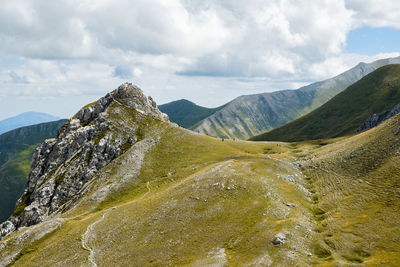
(357, 103), (400, 132)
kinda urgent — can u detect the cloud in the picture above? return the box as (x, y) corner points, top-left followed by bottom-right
(0, 0), (400, 119)
(309, 52), (400, 80)
(0, 0), (398, 78)
(113, 66), (134, 79)
(346, 0), (400, 29)
(8, 71), (30, 84)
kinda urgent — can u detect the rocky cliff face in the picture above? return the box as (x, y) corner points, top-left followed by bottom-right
(357, 103), (400, 132)
(0, 83), (168, 240)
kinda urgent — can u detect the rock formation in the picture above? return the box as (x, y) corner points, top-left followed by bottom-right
(357, 103), (400, 132)
(0, 83), (168, 240)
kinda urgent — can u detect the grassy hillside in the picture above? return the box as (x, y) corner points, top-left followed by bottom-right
(251, 64), (400, 142)
(2, 94), (400, 265)
(0, 120), (67, 222)
(301, 113), (400, 265)
(158, 99), (224, 128)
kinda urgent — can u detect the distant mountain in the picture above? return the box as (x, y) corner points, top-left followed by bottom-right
(0, 112), (60, 135)
(192, 56), (400, 139)
(0, 119), (67, 222)
(250, 64), (400, 142)
(158, 99), (224, 128)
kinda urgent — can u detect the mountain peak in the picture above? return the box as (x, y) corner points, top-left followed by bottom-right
(73, 83), (168, 127)
(0, 83), (169, 240)
(113, 83), (169, 122)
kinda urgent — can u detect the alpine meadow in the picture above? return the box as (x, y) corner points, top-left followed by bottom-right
(1, 1), (400, 266)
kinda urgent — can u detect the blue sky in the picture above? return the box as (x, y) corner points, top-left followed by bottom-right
(0, 0), (399, 120)
(345, 27), (400, 55)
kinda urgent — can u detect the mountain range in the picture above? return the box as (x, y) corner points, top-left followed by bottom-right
(0, 82), (400, 265)
(160, 56), (400, 139)
(0, 112), (60, 135)
(251, 64), (400, 141)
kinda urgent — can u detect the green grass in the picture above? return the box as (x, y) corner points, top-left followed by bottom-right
(3, 119), (314, 266)
(3, 93), (400, 266)
(0, 145), (36, 220)
(251, 64), (400, 142)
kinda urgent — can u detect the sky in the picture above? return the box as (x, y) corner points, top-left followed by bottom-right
(0, 0), (400, 120)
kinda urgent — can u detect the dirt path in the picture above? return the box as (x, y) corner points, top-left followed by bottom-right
(81, 181), (152, 267)
(81, 208), (113, 267)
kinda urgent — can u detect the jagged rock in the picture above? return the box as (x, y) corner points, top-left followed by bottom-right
(0, 221), (15, 238)
(357, 103), (400, 132)
(272, 233), (286, 245)
(0, 83), (169, 240)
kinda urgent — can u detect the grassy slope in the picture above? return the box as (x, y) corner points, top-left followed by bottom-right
(251, 64), (400, 142)
(1, 103), (315, 266)
(0, 120), (67, 222)
(0, 145), (37, 222)
(2, 102), (400, 265)
(301, 113), (400, 265)
(158, 99), (224, 128)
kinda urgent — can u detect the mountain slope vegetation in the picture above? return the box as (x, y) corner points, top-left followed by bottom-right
(0, 112), (60, 135)
(0, 84), (399, 266)
(158, 99), (224, 128)
(192, 56), (400, 139)
(0, 120), (67, 222)
(251, 64), (400, 142)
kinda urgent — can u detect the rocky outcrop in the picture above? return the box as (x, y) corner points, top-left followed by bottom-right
(0, 83), (168, 240)
(357, 103), (400, 132)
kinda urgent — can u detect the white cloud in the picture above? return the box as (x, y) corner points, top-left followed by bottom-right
(0, 0), (400, 119)
(309, 52), (400, 80)
(346, 0), (400, 29)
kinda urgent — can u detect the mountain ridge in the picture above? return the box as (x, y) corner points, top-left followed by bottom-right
(188, 56), (400, 139)
(250, 64), (400, 142)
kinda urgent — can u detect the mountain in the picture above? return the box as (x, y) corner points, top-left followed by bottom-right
(251, 64), (400, 142)
(1, 83), (400, 265)
(0, 120), (68, 222)
(192, 56), (400, 139)
(158, 99), (224, 128)
(0, 112), (60, 135)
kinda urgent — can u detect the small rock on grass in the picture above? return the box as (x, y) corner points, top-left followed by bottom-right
(272, 233), (286, 245)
